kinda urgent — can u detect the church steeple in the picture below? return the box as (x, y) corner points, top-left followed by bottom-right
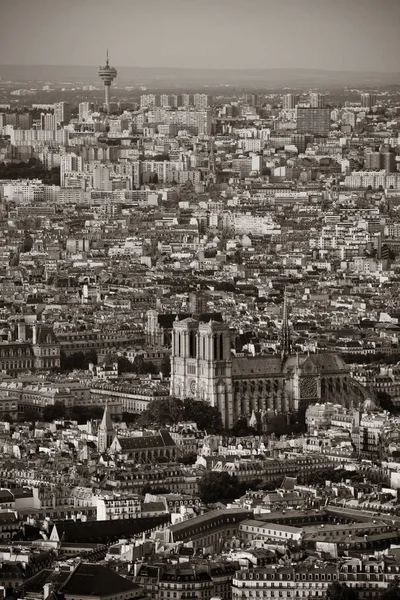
(281, 288), (291, 360)
(97, 402), (114, 454)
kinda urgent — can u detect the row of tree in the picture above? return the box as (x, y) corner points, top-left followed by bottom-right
(197, 471), (263, 503)
(196, 468), (367, 504)
(342, 352), (400, 366)
(137, 397), (223, 433)
(326, 579), (400, 600)
(60, 350), (98, 371)
(59, 351), (171, 378)
(117, 355), (171, 377)
(299, 468), (364, 486)
(0, 159), (60, 185)
(21, 403), (104, 425)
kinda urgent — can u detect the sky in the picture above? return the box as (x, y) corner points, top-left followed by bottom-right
(0, 0), (399, 72)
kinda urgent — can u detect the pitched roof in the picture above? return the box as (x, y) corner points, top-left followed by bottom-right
(281, 476), (297, 491)
(36, 325), (59, 345)
(52, 515), (169, 543)
(232, 356), (282, 377)
(19, 564), (142, 598)
(169, 508), (252, 535)
(60, 563), (141, 596)
(117, 430), (175, 451)
(99, 403), (113, 432)
(305, 352), (348, 372)
(0, 490), (14, 503)
(141, 501), (166, 513)
(161, 570), (211, 583)
(0, 512), (17, 523)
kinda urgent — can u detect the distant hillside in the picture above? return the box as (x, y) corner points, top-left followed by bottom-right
(0, 64), (398, 88)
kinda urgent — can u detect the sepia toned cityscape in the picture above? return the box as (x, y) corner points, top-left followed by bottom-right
(0, 0), (400, 599)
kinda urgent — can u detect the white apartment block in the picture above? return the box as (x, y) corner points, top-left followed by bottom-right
(96, 494), (142, 521)
(344, 171), (400, 189)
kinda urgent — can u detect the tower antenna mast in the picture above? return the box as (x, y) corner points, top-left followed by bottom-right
(98, 50), (117, 113)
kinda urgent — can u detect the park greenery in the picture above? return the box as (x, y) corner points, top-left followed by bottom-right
(138, 396), (223, 433)
(0, 158), (60, 184)
(326, 578), (400, 600)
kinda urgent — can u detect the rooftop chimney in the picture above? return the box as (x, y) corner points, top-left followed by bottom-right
(18, 321), (26, 342)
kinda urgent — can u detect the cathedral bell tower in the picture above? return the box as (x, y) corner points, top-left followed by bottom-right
(170, 318), (234, 428)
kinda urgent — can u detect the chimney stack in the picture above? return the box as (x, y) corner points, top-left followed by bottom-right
(18, 321), (26, 342)
(32, 323), (38, 345)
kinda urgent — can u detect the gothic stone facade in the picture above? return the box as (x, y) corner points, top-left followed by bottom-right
(170, 318), (367, 429)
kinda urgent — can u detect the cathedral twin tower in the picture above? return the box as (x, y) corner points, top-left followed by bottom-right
(170, 318), (233, 427)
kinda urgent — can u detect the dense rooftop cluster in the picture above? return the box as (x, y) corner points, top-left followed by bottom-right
(0, 79), (399, 599)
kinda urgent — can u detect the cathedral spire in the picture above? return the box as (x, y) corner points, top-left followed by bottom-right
(281, 287), (291, 360)
(100, 401), (113, 431)
(98, 402), (114, 453)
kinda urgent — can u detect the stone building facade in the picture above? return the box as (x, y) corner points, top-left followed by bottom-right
(170, 317), (368, 429)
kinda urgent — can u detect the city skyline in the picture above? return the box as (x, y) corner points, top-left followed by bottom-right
(1, 0), (400, 594)
(0, 0), (400, 73)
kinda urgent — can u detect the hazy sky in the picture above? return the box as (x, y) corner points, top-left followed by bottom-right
(1, 0), (399, 72)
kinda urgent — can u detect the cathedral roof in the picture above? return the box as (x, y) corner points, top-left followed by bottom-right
(231, 352), (348, 378)
(282, 352), (348, 374)
(232, 356), (282, 377)
(282, 354), (304, 372)
(304, 352), (348, 372)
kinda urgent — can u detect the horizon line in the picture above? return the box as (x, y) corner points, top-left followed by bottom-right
(0, 64), (399, 75)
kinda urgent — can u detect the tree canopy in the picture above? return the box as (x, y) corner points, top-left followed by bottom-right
(299, 468), (363, 486)
(0, 160), (60, 184)
(375, 578), (400, 600)
(138, 397), (223, 433)
(198, 471), (261, 503)
(326, 582), (359, 600)
(41, 404), (103, 424)
(198, 471), (242, 503)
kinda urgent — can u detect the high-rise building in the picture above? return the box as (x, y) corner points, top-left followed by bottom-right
(380, 147), (397, 173)
(181, 93), (191, 107)
(360, 93), (377, 110)
(365, 151), (381, 170)
(0, 112), (32, 129)
(78, 102), (95, 122)
(93, 165), (111, 191)
(160, 94), (170, 107)
(170, 94), (179, 108)
(98, 50), (117, 112)
(54, 101), (71, 126)
(140, 94), (157, 109)
(365, 147), (397, 173)
(296, 107), (330, 136)
(40, 112), (57, 131)
(282, 94), (299, 110)
(243, 93), (258, 107)
(342, 111), (356, 129)
(309, 92), (325, 108)
(17, 112), (33, 129)
(194, 94), (212, 109)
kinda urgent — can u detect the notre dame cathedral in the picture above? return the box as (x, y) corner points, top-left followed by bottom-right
(166, 296), (369, 429)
